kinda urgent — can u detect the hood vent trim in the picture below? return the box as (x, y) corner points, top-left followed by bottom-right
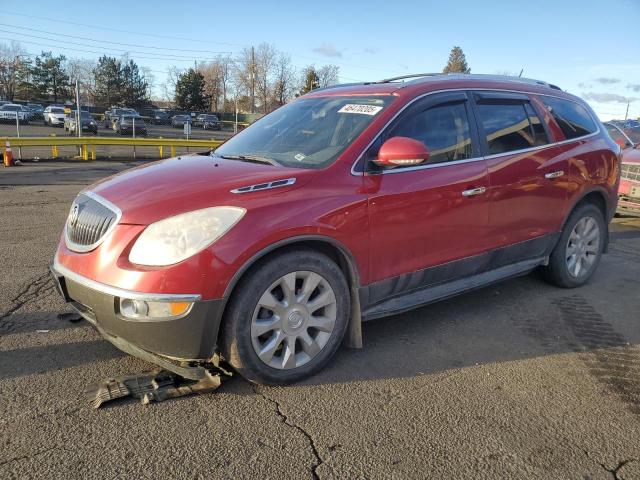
(230, 178), (296, 194)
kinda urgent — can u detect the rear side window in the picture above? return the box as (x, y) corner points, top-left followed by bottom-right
(476, 102), (549, 155)
(387, 102), (474, 165)
(540, 96), (597, 139)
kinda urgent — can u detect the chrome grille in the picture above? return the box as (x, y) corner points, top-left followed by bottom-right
(622, 164), (640, 182)
(65, 193), (121, 252)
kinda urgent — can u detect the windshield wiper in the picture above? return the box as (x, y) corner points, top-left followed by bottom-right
(218, 154), (280, 166)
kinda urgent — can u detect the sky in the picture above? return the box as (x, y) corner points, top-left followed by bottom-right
(1, 0), (639, 120)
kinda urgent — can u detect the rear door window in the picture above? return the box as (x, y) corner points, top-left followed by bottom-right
(474, 98), (550, 155)
(539, 96), (597, 139)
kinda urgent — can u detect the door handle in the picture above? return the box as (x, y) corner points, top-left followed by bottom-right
(461, 186), (486, 197)
(544, 170), (564, 179)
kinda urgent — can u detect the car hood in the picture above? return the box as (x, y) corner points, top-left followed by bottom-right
(622, 147), (640, 164)
(88, 155), (316, 225)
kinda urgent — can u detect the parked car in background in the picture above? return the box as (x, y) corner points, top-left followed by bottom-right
(43, 106), (67, 127)
(115, 114), (147, 136)
(104, 107), (138, 128)
(27, 103), (44, 119)
(171, 114), (191, 128)
(0, 104), (31, 123)
(65, 111), (99, 135)
(150, 110), (170, 125)
(605, 122), (640, 216)
(51, 74), (620, 385)
(199, 114), (222, 130)
(0, 100), (11, 107)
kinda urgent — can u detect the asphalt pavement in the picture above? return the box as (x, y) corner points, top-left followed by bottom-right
(1, 160), (639, 479)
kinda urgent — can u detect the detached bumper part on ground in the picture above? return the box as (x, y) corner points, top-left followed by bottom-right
(49, 262), (226, 381)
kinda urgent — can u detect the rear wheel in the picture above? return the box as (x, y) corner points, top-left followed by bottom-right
(542, 203), (605, 288)
(221, 249), (350, 385)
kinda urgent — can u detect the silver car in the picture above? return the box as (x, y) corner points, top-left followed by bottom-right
(43, 106), (67, 127)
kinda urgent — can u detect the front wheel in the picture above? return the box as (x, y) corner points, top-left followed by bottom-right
(542, 203), (605, 288)
(221, 249), (350, 385)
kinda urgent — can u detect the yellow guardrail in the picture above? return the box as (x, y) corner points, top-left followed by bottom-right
(1, 136), (224, 160)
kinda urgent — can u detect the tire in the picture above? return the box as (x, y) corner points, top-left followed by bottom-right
(541, 203), (605, 288)
(221, 248), (350, 385)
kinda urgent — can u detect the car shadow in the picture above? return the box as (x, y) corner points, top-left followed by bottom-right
(0, 310), (84, 336)
(0, 339), (124, 380)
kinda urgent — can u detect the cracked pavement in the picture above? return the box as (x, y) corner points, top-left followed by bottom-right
(1, 161), (639, 479)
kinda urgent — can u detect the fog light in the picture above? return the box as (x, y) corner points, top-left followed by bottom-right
(119, 298), (193, 320)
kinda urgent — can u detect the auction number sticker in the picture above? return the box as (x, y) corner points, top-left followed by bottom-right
(338, 104), (383, 115)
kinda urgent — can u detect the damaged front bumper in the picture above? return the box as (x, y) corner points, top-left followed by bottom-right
(49, 262), (225, 380)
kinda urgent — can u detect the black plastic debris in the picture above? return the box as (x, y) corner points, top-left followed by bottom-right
(87, 368), (228, 408)
(57, 312), (82, 323)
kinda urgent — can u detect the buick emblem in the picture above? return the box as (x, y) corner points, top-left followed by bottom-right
(69, 204), (80, 227)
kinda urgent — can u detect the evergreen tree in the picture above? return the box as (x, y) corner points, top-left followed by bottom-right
(121, 59), (149, 109)
(30, 51), (70, 102)
(299, 66), (320, 95)
(175, 68), (206, 110)
(442, 46), (471, 74)
(93, 56), (124, 106)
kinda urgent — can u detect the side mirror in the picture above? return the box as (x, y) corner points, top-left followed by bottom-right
(374, 136), (430, 167)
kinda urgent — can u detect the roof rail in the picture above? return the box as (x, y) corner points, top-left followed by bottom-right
(309, 82), (365, 93)
(394, 73), (562, 90)
(378, 73), (441, 83)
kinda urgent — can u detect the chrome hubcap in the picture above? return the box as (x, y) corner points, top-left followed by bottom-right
(251, 271), (337, 370)
(566, 216), (600, 278)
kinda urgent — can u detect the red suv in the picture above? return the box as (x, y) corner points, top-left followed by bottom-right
(51, 74), (620, 385)
(604, 121), (640, 216)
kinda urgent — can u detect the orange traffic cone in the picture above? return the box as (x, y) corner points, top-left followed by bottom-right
(3, 141), (14, 167)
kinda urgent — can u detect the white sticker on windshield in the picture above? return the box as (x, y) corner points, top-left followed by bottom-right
(338, 104), (383, 115)
(294, 153), (306, 161)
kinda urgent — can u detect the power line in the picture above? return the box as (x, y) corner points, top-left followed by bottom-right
(0, 29), (231, 61)
(0, 11), (397, 74)
(0, 11), (245, 48)
(0, 23), (235, 55)
(0, 36), (214, 62)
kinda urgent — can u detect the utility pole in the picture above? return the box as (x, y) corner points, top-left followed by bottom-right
(625, 99), (630, 121)
(250, 46), (256, 114)
(75, 79), (81, 138)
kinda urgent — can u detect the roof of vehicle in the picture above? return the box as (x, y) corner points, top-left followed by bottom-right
(304, 73), (577, 102)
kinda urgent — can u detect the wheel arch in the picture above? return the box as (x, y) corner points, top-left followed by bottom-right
(219, 235), (364, 349)
(562, 187), (611, 252)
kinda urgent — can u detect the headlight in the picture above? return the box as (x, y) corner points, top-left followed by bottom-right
(128, 206), (245, 266)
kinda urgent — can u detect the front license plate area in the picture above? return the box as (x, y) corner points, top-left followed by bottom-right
(630, 185), (640, 199)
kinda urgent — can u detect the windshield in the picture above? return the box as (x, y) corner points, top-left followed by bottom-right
(51, 108), (64, 114)
(215, 96), (394, 169)
(2, 105), (20, 111)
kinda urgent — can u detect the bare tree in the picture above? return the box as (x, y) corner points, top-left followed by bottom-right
(317, 64), (340, 88)
(199, 59), (228, 112)
(255, 43), (277, 114)
(67, 57), (97, 104)
(0, 41), (29, 101)
(272, 53), (296, 107)
(160, 66), (181, 103)
(235, 46), (258, 113)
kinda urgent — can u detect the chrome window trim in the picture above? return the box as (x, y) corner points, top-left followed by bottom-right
(350, 87), (601, 176)
(604, 121), (634, 148)
(64, 191), (123, 253)
(51, 260), (202, 303)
